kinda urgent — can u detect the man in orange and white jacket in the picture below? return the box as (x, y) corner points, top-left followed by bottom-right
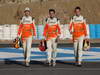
(69, 7), (88, 66)
(17, 7), (36, 67)
(43, 9), (61, 67)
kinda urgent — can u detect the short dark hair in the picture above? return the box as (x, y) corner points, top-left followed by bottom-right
(75, 6), (81, 11)
(49, 9), (55, 13)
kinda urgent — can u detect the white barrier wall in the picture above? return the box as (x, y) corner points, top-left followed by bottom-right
(0, 24), (18, 40)
(10, 25), (18, 40)
(0, 24), (90, 40)
(0, 25), (3, 40)
(59, 24), (72, 39)
(3, 25), (11, 40)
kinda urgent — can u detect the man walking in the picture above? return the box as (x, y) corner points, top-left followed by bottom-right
(43, 9), (61, 67)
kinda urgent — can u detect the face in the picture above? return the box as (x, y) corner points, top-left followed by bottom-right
(75, 9), (81, 16)
(49, 11), (55, 18)
(24, 11), (30, 16)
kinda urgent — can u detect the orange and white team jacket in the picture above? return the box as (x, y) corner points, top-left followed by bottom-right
(17, 16), (36, 40)
(69, 15), (87, 40)
(43, 17), (61, 40)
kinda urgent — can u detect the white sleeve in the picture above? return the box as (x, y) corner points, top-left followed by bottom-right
(83, 19), (90, 39)
(85, 24), (90, 39)
(69, 18), (74, 32)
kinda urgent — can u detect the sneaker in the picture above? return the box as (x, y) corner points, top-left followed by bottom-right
(52, 62), (56, 67)
(49, 62), (52, 66)
(76, 64), (82, 67)
(45, 60), (52, 66)
(25, 61), (30, 67)
(75, 62), (82, 67)
(26, 62), (30, 67)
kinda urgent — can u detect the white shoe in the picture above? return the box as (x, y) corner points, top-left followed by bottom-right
(76, 61), (82, 67)
(26, 62), (30, 67)
(53, 62), (56, 67)
(52, 60), (56, 67)
(45, 60), (52, 66)
(49, 62), (52, 66)
(25, 61), (30, 67)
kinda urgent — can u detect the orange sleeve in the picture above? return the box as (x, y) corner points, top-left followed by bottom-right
(69, 18), (73, 32)
(17, 24), (23, 36)
(43, 24), (48, 37)
(32, 23), (36, 36)
(69, 22), (73, 33)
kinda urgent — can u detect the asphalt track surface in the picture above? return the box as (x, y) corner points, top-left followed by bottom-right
(0, 61), (100, 75)
(0, 43), (100, 75)
(0, 43), (100, 48)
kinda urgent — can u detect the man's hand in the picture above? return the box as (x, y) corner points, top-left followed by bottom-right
(85, 38), (90, 41)
(85, 35), (90, 41)
(43, 37), (47, 40)
(57, 34), (60, 40)
(17, 34), (21, 38)
(58, 34), (61, 37)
